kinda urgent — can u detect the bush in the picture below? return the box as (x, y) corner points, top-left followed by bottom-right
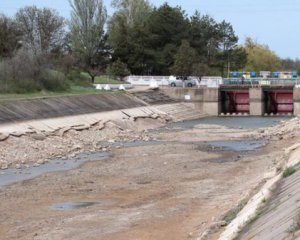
(289, 211), (300, 233)
(106, 59), (130, 80)
(39, 70), (69, 91)
(283, 167), (296, 178)
(67, 71), (92, 87)
(0, 49), (69, 93)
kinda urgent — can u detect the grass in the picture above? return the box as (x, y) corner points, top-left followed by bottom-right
(283, 167), (297, 178)
(245, 197), (269, 226)
(223, 202), (246, 225)
(0, 72), (126, 102)
(80, 73), (125, 84)
(0, 84), (105, 102)
(288, 211), (300, 234)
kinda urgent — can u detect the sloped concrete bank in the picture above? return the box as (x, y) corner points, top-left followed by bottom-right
(0, 101), (206, 168)
(0, 93), (146, 124)
(217, 117), (300, 240)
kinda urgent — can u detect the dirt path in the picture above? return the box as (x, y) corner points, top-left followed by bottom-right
(0, 121), (288, 240)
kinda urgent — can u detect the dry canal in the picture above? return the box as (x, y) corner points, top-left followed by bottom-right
(0, 116), (293, 240)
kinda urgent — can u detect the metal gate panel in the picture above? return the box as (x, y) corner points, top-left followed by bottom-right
(266, 90), (293, 114)
(225, 90), (249, 114)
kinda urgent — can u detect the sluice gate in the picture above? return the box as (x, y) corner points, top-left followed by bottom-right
(221, 90), (249, 114)
(264, 90), (294, 115)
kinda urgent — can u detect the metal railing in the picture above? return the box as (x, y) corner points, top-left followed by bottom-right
(223, 78), (299, 86)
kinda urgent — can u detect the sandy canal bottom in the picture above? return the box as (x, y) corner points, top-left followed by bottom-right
(0, 117), (293, 240)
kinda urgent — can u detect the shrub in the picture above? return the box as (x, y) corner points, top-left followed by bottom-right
(288, 211), (300, 233)
(106, 59), (130, 80)
(283, 167), (296, 178)
(39, 70), (69, 91)
(0, 49), (69, 93)
(68, 71), (92, 87)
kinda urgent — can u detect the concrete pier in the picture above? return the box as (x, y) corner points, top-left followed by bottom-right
(293, 88), (300, 115)
(249, 88), (264, 116)
(203, 88), (220, 116)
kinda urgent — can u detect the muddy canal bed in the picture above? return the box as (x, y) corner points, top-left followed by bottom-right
(0, 139), (266, 188)
(0, 116), (292, 240)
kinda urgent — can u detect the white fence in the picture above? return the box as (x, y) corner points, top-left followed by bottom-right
(199, 76), (223, 88)
(124, 75), (224, 88)
(124, 76), (170, 86)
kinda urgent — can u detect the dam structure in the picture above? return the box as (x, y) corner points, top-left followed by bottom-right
(161, 78), (300, 116)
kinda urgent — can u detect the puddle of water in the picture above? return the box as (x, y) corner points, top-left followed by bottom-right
(107, 140), (166, 148)
(51, 202), (98, 211)
(205, 140), (266, 152)
(0, 152), (110, 187)
(165, 116), (292, 130)
(109, 139), (266, 153)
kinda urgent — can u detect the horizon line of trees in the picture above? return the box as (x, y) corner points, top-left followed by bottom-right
(0, 0), (298, 93)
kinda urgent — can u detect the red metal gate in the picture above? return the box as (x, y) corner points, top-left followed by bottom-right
(265, 90), (293, 114)
(226, 90), (249, 113)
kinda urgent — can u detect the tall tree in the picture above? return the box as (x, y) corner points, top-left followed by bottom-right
(16, 6), (65, 54)
(111, 0), (152, 26)
(0, 14), (22, 58)
(189, 12), (219, 65)
(170, 40), (198, 76)
(216, 20), (244, 77)
(108, 0), (154, 75)
(146, 4), (189, 74)
(245, 37), (281, 72)
(69, 0), (108, 83)
(170, 40), (209, 78)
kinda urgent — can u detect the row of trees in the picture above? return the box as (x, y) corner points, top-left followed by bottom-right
(108, 1), (247, 77)
(0, 0), (298, 93)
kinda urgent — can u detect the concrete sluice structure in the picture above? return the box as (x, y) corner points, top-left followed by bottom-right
(161, 85), (300, 116)
(220, 87), (294, 116)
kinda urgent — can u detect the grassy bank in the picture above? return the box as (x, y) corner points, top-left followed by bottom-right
(80, 73), (125, 85)
(0, 85), (105, 102)
(0, 72), (127, 102)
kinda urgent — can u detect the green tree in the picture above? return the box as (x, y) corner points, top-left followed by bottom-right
(189, 11), (219, 66)
(69, 0), (108, 83)
(108, 0), (154, 75)
(111, 0), (152, 26)
(244, 37), (281, 72)
(170, 40), (198, 76)
(216, 20), (240, 77)
(191, 62), (209, 78)
(0, 14), (22, 58)
(16, 6), (65, 54)
(146, 3), (189, 74)
(107, 58), (130, 80)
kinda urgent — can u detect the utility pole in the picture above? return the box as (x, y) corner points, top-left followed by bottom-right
(227, 48), (230, 78)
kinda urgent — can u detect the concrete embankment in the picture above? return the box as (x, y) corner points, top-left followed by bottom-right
(218, 117), (300, 240)
(0, 90), (205, 168)
(0, 93), (146, 124)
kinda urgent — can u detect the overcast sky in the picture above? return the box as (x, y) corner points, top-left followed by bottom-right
(1, 0), (299, 59)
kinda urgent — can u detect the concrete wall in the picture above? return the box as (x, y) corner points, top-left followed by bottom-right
(202, 88), (220, 116)
(161, 88), (219, 115)
(294, 88), (300, 115)
(249, 88), (264, 116)
(161, 88), (204, 101)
